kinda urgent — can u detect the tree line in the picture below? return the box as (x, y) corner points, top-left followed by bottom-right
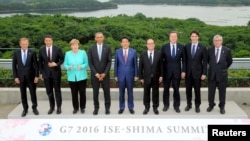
(0, 0), (117, 13)
(111, 0), (250, 6)
(0, 13), (250, 59)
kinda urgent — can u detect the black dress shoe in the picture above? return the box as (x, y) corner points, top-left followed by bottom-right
(184, 106), (192, 111)
(33, 108), (39, 115)
(162, 106), (169, 112)
(207, 106), (214, 112)
(21, 110), (28, 117)
(105, 110), (110, 115)
(129, 109), (135, 114)
(195, 107), (200, 113)
(118, 109), (124, 114)
(93, 109), (98, 115)
(56, 108), (61, 114)
(220, 108), (225, 114)
(174, 108), (181, 113)
(81, 109), (85, 114)
(143, 109), (149, 115)
(48, 108), (54, 115)
(153, 109), (159, 115)
(73, 109), (78, 114)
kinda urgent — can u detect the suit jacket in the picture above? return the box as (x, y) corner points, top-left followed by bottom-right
(139, 50), (163, 83)
(114, 48), (138, 81)
(38, 46), (64, 79)
(207, 46), (232, 81)
(185, 43), (207, 79)
(63, 50), (89, 82)
(88, 44), (112, 77)
(12, 49), (39, 82)
(161, 43), (186, 79)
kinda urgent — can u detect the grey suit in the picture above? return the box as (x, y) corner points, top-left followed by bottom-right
(88, 44), (112, 110)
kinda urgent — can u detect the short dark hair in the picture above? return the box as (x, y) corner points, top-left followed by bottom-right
(121, 36), (130, 42)
(44, 35), (53, 40)
(190, 30), (200, 37)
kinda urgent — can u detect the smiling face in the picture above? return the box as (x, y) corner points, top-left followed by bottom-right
(169, 32), (178, 44)
(19, 38), (29, 51)
(213, 35), (223, 48)
(71, 43), (79, 52)
(121, 38), (130, 49)
(44, 37), (53, 47)
(146, 39), (155, 51)
(190, 33), (199, 44)
(95, 33), (104, 44)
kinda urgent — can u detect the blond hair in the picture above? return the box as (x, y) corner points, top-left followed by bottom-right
(69, 39), (80, 45)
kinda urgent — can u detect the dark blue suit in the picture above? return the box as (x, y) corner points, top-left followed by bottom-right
(12, 49), (39, 111)
(161, 43), (186, 109)
(114, 48), (138, 110)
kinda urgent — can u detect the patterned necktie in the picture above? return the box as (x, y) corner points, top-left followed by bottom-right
(172, 45), (175, 59)
(23, 50), (26, 65)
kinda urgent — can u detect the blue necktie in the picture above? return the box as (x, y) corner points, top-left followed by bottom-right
(23, 50), (26, 65)
(172, 45), (175, 59)
(191, 45), (196, 58)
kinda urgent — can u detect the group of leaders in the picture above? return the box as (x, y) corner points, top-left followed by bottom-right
(12, 31), (232, 117)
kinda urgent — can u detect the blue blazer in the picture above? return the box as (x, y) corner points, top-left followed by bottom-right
(114, 48), (138, 81)
(161, 43), (186, 79)
(63, 50), (89, 82)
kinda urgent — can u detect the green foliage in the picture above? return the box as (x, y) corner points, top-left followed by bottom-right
(0, 14), (250, 58)
(0, 0), (117, 13)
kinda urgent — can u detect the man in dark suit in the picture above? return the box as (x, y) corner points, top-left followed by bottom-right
(114, 36), (138, 114)
(161, 31), (186, 113)
(139, 39), (163, 115)
(39, 35), (64, 115)
(88, 32), (112, 115)
(184, 30), (207, 113)
(12, 37), (39, 117)
(207, 34), (232, 114)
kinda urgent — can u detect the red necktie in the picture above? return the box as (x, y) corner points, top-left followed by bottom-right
(48, 47), (51, 61)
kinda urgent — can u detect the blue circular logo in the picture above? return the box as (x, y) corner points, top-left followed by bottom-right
(39, 123), (52, 136)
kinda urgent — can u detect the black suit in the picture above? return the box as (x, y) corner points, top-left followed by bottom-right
(12, 49), (39, 111)
(207, 46), (232, 108)
(161, 43), (186, 108)
(185, 43), (207, 108)
(139, 50), (162, 109)
(88, 44), (112, 111)
(39, 46), (64, 109)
